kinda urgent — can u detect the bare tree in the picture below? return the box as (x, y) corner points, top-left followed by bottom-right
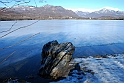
(0, 0), (46, 64)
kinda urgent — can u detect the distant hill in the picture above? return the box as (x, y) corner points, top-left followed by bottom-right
(75, 8), (124, 19)
(0, 4), (79, 20)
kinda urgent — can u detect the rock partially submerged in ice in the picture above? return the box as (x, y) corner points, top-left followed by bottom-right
(39, 40), (75, 79)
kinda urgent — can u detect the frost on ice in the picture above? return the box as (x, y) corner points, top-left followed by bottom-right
(51, 54), (124, 83)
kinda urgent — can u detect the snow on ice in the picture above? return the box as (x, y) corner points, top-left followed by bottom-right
(51, 54), (124, 83)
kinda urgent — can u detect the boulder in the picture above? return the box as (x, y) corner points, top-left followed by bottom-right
(39, 40), (75, 79)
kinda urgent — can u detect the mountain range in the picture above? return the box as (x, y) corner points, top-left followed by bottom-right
(0, 4), (124, 20)
(76, 8), (124, 18)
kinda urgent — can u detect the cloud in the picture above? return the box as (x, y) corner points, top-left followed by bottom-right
(67, 8), (96, 12)
(67, 7), (121, 12)
(101, 6), (121, 11)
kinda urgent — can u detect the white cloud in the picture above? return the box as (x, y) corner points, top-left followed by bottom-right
(101, 6), (121, 11)
(67, 8), (96, 12)
(67, 7), (121, 12)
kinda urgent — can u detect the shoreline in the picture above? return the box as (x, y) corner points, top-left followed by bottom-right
(0, 53), (124, 83)
(0, 19), (124, 21)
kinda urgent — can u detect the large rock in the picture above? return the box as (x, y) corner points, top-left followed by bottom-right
(39, 40), (75, 79)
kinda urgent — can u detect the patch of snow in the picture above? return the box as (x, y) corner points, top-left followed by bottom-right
(51, 54), (124, 83)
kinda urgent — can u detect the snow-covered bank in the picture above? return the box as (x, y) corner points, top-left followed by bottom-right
(51, 54), (124, 83)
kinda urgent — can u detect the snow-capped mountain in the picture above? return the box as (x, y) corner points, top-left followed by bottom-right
(0, 5), (79, 20)
(76, 8), (124, 18)
(13, 5), (36, 11)
(0, 5), (124, 20)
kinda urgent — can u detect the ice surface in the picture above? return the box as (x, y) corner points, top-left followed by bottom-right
(0, 20), (124, 82)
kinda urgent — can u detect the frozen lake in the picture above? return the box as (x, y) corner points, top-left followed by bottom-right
(0, 20), (124, 78)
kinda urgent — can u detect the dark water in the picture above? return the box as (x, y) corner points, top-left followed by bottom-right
(0, 20), (124, 79)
